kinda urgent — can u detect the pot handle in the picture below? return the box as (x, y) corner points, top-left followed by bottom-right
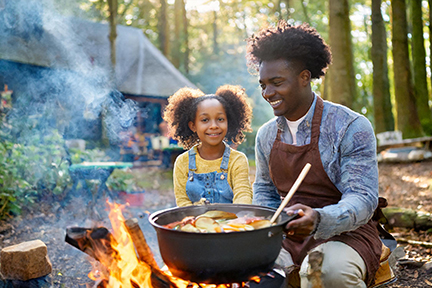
(281, 211), (301, 233)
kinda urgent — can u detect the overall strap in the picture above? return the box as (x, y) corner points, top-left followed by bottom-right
(219, 143), (231, 172)
(188, 146), (198, 171)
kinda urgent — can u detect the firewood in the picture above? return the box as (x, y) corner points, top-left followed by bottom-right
(124, 218), (178, 288)
(124, 218), (159, 269)
(66, 223), (178, 288)
(65, 227), (117, 263)
(1, 240), (52, 281)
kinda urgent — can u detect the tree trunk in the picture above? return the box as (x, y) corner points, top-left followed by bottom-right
(328, 0), (356, 109)
(430, 0), (432, 117)
(371, 0), (394, 133)
(275, 0), (282, 19)
(301, 0), (311, 24)
(172, 0), (182, 68)
(410, 0), (432, 135)
(107, 0), (118, 86)
(391, 0), (424, 138)
(213, 10), (219, 55)
(182, 0), (189, 74)
(282, 0), (290, 19)
(158, 0), (170, 56)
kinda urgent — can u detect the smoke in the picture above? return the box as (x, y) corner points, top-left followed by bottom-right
(0, 0), (138, 146)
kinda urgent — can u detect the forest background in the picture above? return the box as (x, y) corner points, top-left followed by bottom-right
(1, 0), (432, 219)
(53, 0), (432, 143)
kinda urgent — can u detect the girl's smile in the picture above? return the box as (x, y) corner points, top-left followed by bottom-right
(188, 98), (228, 156)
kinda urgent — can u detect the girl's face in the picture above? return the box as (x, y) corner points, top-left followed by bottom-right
(188, 98), (228, 148)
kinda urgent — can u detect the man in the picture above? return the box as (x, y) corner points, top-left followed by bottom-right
(246, 21), (382, 287)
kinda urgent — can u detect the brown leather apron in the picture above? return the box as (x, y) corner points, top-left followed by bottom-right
(269, 96), (382, 286)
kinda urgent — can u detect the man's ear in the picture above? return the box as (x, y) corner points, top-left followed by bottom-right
(188, 121), (196, 133)
(299, 70), (312, 86)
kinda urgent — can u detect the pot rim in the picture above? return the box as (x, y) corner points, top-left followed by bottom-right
(148, 203), (292, 234)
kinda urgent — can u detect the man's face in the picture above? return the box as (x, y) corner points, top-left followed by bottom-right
(259, 59), (310, 121)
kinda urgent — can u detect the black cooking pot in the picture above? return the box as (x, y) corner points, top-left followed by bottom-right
(149, 204), (296, 284)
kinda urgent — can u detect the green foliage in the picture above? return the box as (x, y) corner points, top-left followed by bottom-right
(0, 124), (71, 218)
(106, 169), (136, 192)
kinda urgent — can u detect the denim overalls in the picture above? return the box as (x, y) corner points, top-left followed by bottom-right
(185, 144), (234, 203)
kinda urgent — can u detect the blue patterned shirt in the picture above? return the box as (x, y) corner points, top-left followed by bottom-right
(253, 95), (379, 240)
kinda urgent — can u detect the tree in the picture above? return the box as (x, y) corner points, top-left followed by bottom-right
(327, 0), (356, 108)
(213, 10), (219, 54)
(371, 0), (394, 133)
(158, 0), (169, 56)
(172, 0), (182, 68)
(410, 0), (432, 135)
(107, 0), (118, 85)
(391, 0), (423, 138)
(181, 0), (189, 74)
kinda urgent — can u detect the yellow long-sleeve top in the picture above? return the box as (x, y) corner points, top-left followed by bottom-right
(173, 146), (253, 207)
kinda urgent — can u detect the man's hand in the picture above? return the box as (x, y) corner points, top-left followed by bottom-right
(284, 204), (319, 235)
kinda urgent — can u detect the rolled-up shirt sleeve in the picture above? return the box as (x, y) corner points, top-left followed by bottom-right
(314, 116), (379, 240)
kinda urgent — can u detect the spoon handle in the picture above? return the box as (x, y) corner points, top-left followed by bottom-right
(270, 163), (311, 224)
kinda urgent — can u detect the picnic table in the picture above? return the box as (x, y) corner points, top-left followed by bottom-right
(69, 161), (133, 199)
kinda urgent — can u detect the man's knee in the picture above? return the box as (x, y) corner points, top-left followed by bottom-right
(300, 241), (367, 288)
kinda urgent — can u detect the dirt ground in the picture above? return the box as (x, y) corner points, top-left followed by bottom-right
(0, 161), (432, 287)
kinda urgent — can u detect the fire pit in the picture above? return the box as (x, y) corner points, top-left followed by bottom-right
(65, 203), (295, 287)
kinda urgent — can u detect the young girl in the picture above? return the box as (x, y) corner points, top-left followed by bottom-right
(163, 85), (253, 207)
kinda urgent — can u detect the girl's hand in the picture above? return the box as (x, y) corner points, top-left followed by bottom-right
(284, 204), (319, 236)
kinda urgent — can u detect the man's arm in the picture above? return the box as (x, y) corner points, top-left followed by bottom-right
(252, 125), (281, 209)
(314, 116), (379, 239)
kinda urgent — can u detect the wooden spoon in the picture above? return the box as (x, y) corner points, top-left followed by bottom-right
(270, 163), (311, 224)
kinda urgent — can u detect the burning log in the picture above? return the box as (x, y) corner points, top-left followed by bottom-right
(65, 222), (178, 288)
(124, 218), (178, 288)
(65, 227), (117, 264)
(124, 218), (159, 268)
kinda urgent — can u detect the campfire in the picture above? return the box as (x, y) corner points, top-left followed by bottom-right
(65, 202), (258, 288)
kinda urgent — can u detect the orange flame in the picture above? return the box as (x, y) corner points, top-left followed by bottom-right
(88, 202), (258, 288)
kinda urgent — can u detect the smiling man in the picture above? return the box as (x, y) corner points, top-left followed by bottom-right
(246, 22), (382, 287)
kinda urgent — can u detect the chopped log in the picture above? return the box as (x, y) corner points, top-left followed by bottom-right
(383, 207), (432, 231)
(1, 240), (52, 281)
(124, 218), (178, 288)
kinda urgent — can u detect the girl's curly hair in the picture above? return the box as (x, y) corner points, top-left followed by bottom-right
(163, 85), (253, 149)
(246, 21), (332, 79)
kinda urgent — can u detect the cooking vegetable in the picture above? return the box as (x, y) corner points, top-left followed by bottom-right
(197, 210), (238, 220)
(194, 217), (220, 232)
(163, 210), (274, 233)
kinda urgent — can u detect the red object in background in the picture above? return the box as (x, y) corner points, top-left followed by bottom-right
(118, 191), (145, 207)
